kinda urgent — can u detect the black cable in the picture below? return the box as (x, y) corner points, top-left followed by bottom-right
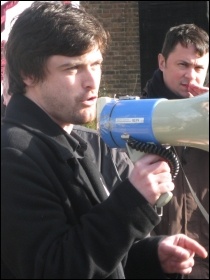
(127, 136), (180, 180)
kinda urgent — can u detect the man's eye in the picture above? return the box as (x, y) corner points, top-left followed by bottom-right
(70, 65), (79, 70)
(65, 66), (79, 72)
(92, 63), (102, 69)
(195, 66), (204, 72)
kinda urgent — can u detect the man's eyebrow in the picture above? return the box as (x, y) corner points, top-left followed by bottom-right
(57, 62), (79, 69)
(57, 58), (103, 69)
(177, 59), (190, 63)
(178, 59), (206, 66)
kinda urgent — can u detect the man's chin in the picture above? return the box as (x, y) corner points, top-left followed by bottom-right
(82, 115), (96, 125)
(177, 91), (193, 98)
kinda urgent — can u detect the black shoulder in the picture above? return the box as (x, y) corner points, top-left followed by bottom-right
(73, 125), (99, 136)
(72, 125), (101, 145)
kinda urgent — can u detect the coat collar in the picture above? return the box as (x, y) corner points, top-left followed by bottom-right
(3, 93), (88, 161)
(142, 69), (185, 100)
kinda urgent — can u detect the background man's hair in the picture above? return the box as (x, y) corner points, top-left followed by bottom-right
(161, 23), (209, 60)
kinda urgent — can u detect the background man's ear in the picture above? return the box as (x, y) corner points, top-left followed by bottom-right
(158, 53), (166, 71)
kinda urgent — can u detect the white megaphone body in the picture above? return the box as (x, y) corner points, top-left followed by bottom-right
(99, 92), (209, 152)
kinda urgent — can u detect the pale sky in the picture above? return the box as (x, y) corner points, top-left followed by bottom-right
(2, 1), (80, 40)
(1, 1), (35, 41)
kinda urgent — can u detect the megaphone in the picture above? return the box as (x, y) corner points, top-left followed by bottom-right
(99, 92), (209, 208)
(99, 92), (209, 152)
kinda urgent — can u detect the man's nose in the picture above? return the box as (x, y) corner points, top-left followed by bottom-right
(82, 68), (99, 89)
(184, 67), (197, 80)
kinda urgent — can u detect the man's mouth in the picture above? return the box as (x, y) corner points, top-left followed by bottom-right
(181, 83), (189, 88)
(82, 96), (97, 106)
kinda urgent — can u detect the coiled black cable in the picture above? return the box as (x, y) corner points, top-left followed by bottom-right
(127, 136), (180, 180)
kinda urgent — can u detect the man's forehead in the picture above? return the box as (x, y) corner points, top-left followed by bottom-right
(170, 43), (209, 60)
(47, 49), (103, 67)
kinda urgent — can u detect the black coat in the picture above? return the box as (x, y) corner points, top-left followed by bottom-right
(1, 93), (169, 279)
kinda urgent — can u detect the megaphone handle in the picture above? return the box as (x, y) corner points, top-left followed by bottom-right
(155, 192), (173, 207)
(125, 142), (174, 208)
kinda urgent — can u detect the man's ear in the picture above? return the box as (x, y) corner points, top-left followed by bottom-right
(158, 53), (166, 71)
(21, 72), (35, 86)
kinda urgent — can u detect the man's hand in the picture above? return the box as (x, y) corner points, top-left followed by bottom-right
(188, 83), (209, 97)
(129, 154), (174, 205)
(158, 234), (208, 275)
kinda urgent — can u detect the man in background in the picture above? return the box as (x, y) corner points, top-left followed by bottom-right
(141, 23), (209, 279)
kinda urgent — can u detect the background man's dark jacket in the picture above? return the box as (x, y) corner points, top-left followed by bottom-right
(142, 69), (209, 279)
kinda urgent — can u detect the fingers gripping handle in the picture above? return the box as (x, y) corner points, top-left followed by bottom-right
(125, 142), (174, 208)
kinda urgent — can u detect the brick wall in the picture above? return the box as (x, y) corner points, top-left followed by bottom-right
(81, 1), (141, 97)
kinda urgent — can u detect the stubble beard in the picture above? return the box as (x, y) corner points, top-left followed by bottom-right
(73, 109), (96, 125)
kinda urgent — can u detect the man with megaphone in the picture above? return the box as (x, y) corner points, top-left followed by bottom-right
(141, 23), (209, 279)
(1, 3), (208, 279)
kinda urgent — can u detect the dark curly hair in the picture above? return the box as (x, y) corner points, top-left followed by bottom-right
(5, 1), (110, 95)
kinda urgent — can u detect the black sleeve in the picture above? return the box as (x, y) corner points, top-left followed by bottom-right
(124, 236), (183, 279)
